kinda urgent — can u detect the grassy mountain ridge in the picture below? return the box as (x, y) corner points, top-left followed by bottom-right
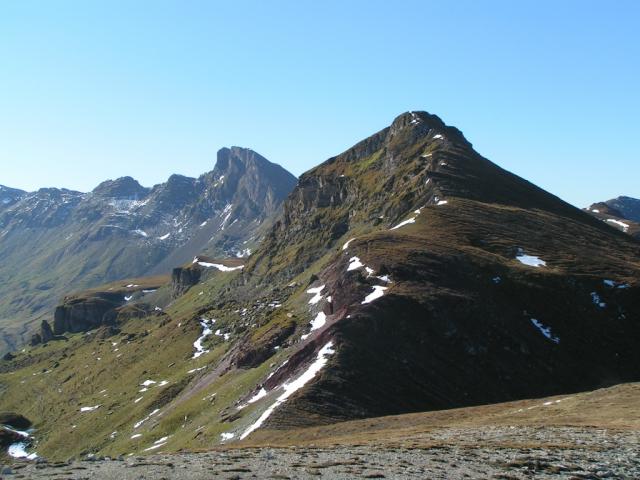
(1, 111), (639, 461)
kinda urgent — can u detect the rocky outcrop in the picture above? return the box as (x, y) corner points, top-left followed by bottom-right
(171, 265), (202, 298)
(40, 320), (53, 343)
(92, 176), (149, 200)
(28, 320), (58, 346)
(53, 292), (124, 335)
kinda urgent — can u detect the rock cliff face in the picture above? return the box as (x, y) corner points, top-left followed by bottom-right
(44, 277), (168, 337)
(52, 293), (123, 335)
(0, 148), (296, 354)
(171, 265), (202, 298)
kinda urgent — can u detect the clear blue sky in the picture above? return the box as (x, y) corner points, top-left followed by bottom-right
(1, 0), (638, 207)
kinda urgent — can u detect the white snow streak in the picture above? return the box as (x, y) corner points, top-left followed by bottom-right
(530, 319), (560, 344)
(193, 318), (214, 358)
(342, 238), (356, 250)
(390, 217), (416, 230)
(80, 405), (101, 412)
(240, 342), (335, 440)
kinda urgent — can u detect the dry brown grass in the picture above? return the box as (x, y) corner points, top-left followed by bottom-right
(237, 382), (640, 449)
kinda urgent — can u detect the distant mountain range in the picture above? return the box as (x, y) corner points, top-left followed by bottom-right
(1, 111), (638, 462)
(586, 196), (640, 238)
(0, 147), (296, 353)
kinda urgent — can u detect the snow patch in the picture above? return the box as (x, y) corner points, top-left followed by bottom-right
(604, 279), (630, 289)
(193, 257), (243, 271)
(80, 405), (101, 412)
(187, 366), (206, 374)
(238, 387), (269, 410)
(606, 218), (630, 232)
(362, 286), (388, 304)
(215, 329), (230, 341)
(301, 312), (327, 340)
(240, 342), (335, 439)
(144, 436), (170, 451)
(347, 256), (364, 271)
(530, 319), (560, 344)
(591, 292), (606, 308)
(7, 443), (37, 460)
(306, 285), (325, 304)
(133, 408), (160, 429)
(390, 217), (416, 230)
(516, 250), (546, 268)
(193, 318), (214, 358)
(219, 203), (233, 230)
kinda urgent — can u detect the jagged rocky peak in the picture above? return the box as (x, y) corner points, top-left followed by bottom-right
(213, 147), (297, 190)
(388, 110), (471, 145)
(92, 176), (149, 200)
(201, 147), (298, 216)
(248, 109), (605, 283)
(216, 146), (269, 170)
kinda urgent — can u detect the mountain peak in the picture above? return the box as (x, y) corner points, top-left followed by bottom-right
(92, 176), (149, 200)
(212, 147), (297, 195)
(388, 110), (471, 147)
(215, 146), (270, 171)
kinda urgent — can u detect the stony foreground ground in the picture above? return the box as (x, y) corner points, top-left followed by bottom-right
(2, 426), (638, 479)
